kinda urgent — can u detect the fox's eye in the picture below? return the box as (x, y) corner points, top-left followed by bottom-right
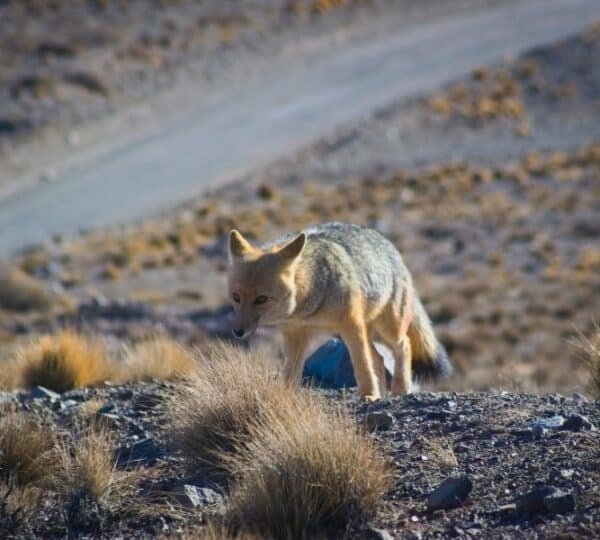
(232, 292), (240, 303)
(254, 295), (268, 305)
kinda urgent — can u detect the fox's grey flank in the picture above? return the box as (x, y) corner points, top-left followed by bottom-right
(228, 222), (451, 400)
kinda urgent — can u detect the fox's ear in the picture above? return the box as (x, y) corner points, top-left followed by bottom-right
(229, 230), (253, 260)
(278, 233), (306, 264)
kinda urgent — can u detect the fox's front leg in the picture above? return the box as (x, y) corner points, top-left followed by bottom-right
(282, 329), (309, 385)
(340, 322), (382, 401)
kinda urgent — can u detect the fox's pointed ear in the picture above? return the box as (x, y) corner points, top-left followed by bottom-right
(229, 230), (253, 260)
(278, 233), (306, 264)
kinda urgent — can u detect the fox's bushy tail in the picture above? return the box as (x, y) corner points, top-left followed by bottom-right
(407, 295), (452, 380)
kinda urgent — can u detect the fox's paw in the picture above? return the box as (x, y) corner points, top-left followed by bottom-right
(360, 393), (381, 403)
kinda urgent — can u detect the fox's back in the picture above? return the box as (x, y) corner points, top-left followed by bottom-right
(269, 223), (409, 315)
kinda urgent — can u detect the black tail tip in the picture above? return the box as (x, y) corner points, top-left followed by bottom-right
(413, 345), (453, 381)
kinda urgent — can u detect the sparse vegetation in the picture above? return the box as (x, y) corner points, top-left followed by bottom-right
(225, 399), (392, 539)
(167, 342), (292, 473)
(422, 437), (458, 470)
(17, 330), (116, 393)
(0, 332), (204, 392)
(574, 324), (600, 399)
(123, 336), (197, 382)
(0, 262), (53, 312)
(0, 412), (59, 488)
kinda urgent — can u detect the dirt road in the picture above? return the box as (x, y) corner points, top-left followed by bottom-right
(0, 0), (598, 255)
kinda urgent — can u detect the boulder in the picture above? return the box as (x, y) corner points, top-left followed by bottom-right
(303, 338), (393, 389)
(426, 475), (472, 511)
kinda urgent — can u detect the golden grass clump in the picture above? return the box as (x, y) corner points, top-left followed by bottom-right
(17, 330), (116, 392)
(225, 399), (392, 539)
(574, 324), (600, 399)
(60, 427), (121, 502)
(0, 262), (52, 312)
(421, 437), (458, 470)
(167, 342), (292, 473)
(0, 412), (60, 487)
(123, 336), (197, 382)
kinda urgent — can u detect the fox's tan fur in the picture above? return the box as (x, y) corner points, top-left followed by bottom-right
(227, 222), (451, 401)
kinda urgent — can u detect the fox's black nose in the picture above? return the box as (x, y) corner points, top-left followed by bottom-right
(233, 328), (245, 338)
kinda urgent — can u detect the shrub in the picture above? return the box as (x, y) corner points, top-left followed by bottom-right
(574, 324), (600, 399)
(123, 336), (197, 382)
(0, 262), (52, 312)
(0, 412), (59, 487)
(225, 400), (392, 539)
(167, 341), (291, 474)
(17, 330), (116, 392)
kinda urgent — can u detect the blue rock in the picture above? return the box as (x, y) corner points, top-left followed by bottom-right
(302, 338), (394, 389)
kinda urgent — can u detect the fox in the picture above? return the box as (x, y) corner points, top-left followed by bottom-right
(227, 222), (451, 401)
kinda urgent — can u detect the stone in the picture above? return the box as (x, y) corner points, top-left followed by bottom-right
(302, 338), (393, 389)
(426, 476), (472, 511)
(516, 486), (575, 515)
(531, 415), (566, 439)
(562, 414), (593, 431)
(543, 490), (575, 514)
(364, 411), (394, 431)
(365, 527), (394, 540)
(30, 386), (61, 401)
(183, 485), (221, 508)
(118, 437), (161, 467)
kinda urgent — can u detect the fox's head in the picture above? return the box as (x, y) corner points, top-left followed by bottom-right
(227, 229), (306, 339)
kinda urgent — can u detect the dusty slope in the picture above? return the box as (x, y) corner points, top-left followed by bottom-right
(2, 0), (598, 254)
(2, 26), (598, 395)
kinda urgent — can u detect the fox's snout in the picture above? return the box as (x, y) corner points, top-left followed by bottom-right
(232, 328), (245, 338)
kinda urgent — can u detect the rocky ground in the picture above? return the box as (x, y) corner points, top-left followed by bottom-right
(1, 383), (598, 538)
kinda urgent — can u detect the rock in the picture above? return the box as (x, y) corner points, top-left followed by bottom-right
(183, 485), (221, 508)
(531, 415), (566, 439)
(562, 414), (593, 431)
(543, 491), (575, 514)
(426, 475), (472, 511)
(365, 527), (394, 540)
(364, 411), (394, 431)
(516, 486), (575, 515)
(96, 412), (121, 429)
(303, 338), (393, 389)
(30, 386), (61, 401)
(118, 437), (161, 467)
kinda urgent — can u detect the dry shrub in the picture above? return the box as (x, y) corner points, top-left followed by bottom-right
(422, 437), (458, 470)
(167, 341), (290, 473)
(0, 262), (53, 312)
(60, 427), (120, 502)
(123, 336), (196, 382)
(58, 426), (142, 530)
(17, 330), (116, 392)
(574, 324), (600, 399)
(225, 399), (392, 539)
(0, 411), (60, 487)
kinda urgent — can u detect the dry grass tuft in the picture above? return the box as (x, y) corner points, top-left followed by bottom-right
(0, 262), (53, 312)
(60, 427), (121, 502)
(574, 324), (600, 399)
(16, 330), (116, 392)
(58, 426), (143, 529)
(0, 412), (60, 487)
(225, 399), (392, 539)
(167, 341), (291, 474)
(123, 336), (197, 382)
(422, 437), (458, 470)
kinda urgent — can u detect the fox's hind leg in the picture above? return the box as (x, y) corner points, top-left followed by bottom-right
(391, 337), (412, 395)
(340, 323), (381, 401)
